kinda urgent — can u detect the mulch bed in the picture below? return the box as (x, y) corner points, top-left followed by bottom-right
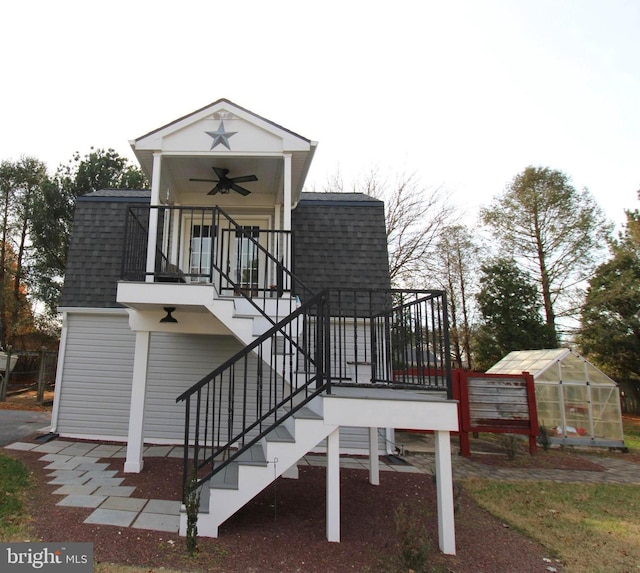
(6, 443), (562, 573)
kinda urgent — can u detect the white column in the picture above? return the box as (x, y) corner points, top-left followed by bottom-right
(282, 154), (292, 290)
(326, 427), (340, 542)
(283, 154), (292, 230)
(145, 153), (162, 282)
(368, 427), (380, 486)
(434, 430), (456, 555)
(124, 330), (151, 473)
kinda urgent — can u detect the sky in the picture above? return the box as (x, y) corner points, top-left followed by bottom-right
(2, 0), (638, 229)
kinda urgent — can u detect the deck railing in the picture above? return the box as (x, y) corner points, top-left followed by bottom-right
(121, 205), (296, 299)
(176, 288), (451, 498)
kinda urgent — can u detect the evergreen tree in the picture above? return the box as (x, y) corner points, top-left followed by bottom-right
(473, 258), (551, 371)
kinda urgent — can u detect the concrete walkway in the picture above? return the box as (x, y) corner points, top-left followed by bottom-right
(3, 439), (422, 534)
(397, 431), (640, 485)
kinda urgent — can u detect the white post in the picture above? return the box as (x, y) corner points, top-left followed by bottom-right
(282, 154), (292, 291)
(368, 427), (380, 486)
(283, 154), (291, 230)
(434, 430), (456, 555)
(326, 427), (340, 542)
(124, 330), (151, 473)
(145, 153), (162, 282)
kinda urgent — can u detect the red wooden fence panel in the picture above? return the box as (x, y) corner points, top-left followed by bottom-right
(453, 370), (539, 456)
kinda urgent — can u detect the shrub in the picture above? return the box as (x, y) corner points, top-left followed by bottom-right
(501, 434), (519, 460)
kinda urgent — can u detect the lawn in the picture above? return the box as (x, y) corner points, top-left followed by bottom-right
(464, 479), (640, 573)
(0, 452), (32, 541)
(623, 414), (640, 451)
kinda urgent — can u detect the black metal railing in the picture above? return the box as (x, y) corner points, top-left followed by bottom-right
(120, 205), (301, 301)
(176, 288), (451, 499)
(176, 289), (330, 497)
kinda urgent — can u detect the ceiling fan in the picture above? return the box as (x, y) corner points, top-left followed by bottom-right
(189, 166), (257, 196)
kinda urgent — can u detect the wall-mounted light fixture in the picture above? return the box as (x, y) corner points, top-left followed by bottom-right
(160, 307), (178, 323)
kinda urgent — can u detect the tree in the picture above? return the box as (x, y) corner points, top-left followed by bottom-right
(319, 168), (457, 286)
(29, 148), (147, 314)
(578, 211), (640, 380)
(473, 258), (551, 371)
(481, 166), (612, 346)
(433, 224), (479, 369)
(0, 157), (48, 347)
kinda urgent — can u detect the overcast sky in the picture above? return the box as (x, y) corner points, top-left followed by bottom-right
(2, 0), (638, 228)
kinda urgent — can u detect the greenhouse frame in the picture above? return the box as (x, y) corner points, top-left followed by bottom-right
(487, 348), (625, 448)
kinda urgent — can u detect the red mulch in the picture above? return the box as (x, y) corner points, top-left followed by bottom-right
(6, 444), (564, 573)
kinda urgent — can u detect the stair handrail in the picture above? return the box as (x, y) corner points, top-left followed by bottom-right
(177, 289), (330, 497)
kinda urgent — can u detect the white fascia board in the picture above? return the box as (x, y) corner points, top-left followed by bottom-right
(323, 395), (459, 432)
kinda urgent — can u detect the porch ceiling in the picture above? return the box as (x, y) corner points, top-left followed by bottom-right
(162, 155), (283, 201)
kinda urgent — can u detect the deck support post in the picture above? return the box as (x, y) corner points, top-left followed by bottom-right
(124, 330), (150, 473)
(368, 427), (380, 485)
(434, 430), (456, 555)
(326, 427), (340, 542)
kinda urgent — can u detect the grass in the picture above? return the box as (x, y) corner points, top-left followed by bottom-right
(464, 479), (640, 573)
(0, 452), (33, 541)
(623, 414), (640, 451)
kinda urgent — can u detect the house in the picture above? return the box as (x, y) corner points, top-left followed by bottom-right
(51, 99), (459, 553)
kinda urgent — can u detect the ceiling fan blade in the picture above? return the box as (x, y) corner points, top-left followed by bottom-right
(230, 175), (258, 184)
(207, 186), (221, 195)
(190, 178), (218, 182)
(212, 166), (229, 179)
(231, 183), (251, 196)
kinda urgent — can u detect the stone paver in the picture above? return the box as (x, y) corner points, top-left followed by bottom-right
(84, 508), (137, 527)
(57, 494), (106, 508)
(144, 499), (181, 514)
(4, 441), (37, 451)
(92, 485), (136, 497)
(52, 484), (100, 496)
(101, 496), (148, 512)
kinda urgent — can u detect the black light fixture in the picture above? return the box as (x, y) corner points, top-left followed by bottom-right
(160, 307), (178, 323)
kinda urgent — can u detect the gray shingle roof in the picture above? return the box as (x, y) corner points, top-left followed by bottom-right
(60, 190), (150, 308)
(60, 191), (390, 308)
(292, 193), (391, 293)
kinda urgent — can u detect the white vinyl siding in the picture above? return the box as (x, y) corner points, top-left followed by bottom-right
(56, 313), (135, 438)
(145, 333), (252, 442)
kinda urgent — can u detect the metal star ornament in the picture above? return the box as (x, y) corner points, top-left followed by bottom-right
(205, 121), (237, 150)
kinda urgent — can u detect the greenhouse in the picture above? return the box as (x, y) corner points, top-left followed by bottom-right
(487, 348), (625, 448)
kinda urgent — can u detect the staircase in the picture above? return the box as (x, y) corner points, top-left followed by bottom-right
(180, 402), (336, 537)
(176, 287), (452, 539)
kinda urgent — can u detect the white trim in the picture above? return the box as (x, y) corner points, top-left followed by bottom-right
(50, 312), (69, 433)
(56, 307), (128, 315)
(56, 432), (130, 443)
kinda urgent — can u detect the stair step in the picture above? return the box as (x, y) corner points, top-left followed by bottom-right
(265, 425), (295, 443)
(293, 406), (323, 420)
(210, 461), (239, 490)
(236, 444), (267, 466)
